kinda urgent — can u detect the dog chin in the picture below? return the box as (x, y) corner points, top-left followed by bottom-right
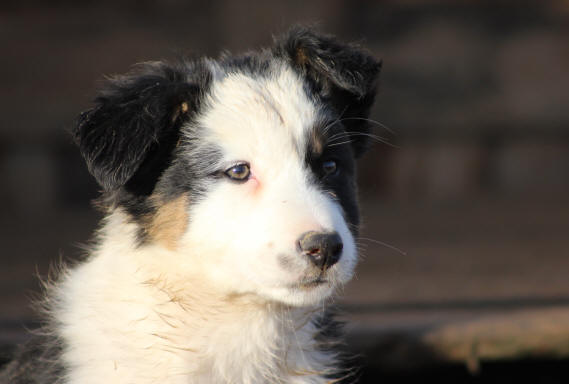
(261, 281), (337, 307)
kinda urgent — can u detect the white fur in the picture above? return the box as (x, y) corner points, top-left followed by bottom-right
(189, 65), (357, 306)
(54, 65), (356, 383)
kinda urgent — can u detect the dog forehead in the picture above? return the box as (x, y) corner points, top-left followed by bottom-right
(197, 65), (321, 162)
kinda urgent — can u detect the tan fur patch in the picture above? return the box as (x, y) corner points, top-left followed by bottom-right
(148, 195), (189, 250)
(310, 129), (324, 156)
(296, 47), (308, 67)
(171, 101), (190, 123)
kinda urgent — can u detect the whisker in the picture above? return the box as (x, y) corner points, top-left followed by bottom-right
(357, 237), (407, 256)
(322, 105), (349, 135)
(327, 140), (353, 148)
(338, 117), (395, 135)
(330, 132), (401, 149)
(322, 118), (341, 137)
(328, 132), (400, 149)
(326, 131), (347, 142)
(338, 132), (389, 141)
(325, 128), (369, 143)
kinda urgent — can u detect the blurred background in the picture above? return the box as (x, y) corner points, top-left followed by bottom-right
(1, 0), (568, 382)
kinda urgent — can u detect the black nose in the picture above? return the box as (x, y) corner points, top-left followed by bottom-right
(297, 231), (343, 270)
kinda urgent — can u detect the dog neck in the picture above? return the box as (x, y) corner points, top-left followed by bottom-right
(51, 210), (336, 383)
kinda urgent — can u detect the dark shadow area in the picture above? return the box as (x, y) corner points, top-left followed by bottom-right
(358, 359), (569, 384)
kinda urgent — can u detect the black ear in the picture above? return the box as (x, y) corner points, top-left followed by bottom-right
(275, 26), (381, 156)
(75, 61), (210, 194)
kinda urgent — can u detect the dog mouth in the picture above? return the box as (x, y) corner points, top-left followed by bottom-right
(294, 276), (329, 289)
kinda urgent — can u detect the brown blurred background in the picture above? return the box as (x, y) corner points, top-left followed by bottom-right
(1, 1), (569, 382)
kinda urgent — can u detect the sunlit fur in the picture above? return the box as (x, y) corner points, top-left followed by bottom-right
(0, 27), (380, 384)
(53, 65), (354, 384)
(187, 64), (358, 306)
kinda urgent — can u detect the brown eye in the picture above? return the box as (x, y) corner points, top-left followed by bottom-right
(322, 160), (337, 176)
(225, 163), (250, 181)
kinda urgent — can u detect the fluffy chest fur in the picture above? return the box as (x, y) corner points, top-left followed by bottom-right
(54, 213), (334, 384)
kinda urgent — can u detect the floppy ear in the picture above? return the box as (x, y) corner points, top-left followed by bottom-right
(75, 61), (210, 194)
(275, 26), (381, 157)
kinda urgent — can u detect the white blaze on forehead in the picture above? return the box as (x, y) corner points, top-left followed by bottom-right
(176, 63), (357, 306)
(198, 65), (319, 168)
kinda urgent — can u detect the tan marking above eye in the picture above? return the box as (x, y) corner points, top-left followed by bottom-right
(310, 129), (324, 156)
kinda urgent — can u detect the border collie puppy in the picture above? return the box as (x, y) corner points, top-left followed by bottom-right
(1, 27), (380, 384)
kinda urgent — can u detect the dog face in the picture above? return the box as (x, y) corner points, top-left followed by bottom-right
(172, 66), (360, 306)
(75, 27), (380, 306)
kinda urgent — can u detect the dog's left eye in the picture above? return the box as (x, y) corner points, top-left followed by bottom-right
(322, 160), (338, 176)
(225, 163), (250, 181)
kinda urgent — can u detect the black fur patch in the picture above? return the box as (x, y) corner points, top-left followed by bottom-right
(306, 118), (360, 231)
(75, 60), (211, 195)
(313, 309), (360, 383)
(0, 333), (63, 384)
(74, 60), (213, 242)
(274, 26), (382, 157)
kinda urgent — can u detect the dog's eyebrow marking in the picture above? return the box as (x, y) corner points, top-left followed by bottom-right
(147, 194), (189, 250)
(305, 118), (334, 160)
(171, 101), (190, 123)
(308, 127), (324, 157)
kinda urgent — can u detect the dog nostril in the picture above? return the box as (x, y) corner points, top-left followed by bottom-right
(297, 231), (343, 271)
(308, 248), (320, 256)
(332, 242), (343, 256)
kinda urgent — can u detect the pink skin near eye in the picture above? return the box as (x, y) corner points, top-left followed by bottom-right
(247, 167), (261, 191)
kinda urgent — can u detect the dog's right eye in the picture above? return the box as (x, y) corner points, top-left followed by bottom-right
(322, 160), (338, 176)
(224, 163), (250, 182)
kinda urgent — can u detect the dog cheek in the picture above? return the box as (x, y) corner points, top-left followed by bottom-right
(146, 195), (190, 250)
(180, 188), (275, 292)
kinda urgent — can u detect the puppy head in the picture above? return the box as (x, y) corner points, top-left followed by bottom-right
(75, 27), (381, 306)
